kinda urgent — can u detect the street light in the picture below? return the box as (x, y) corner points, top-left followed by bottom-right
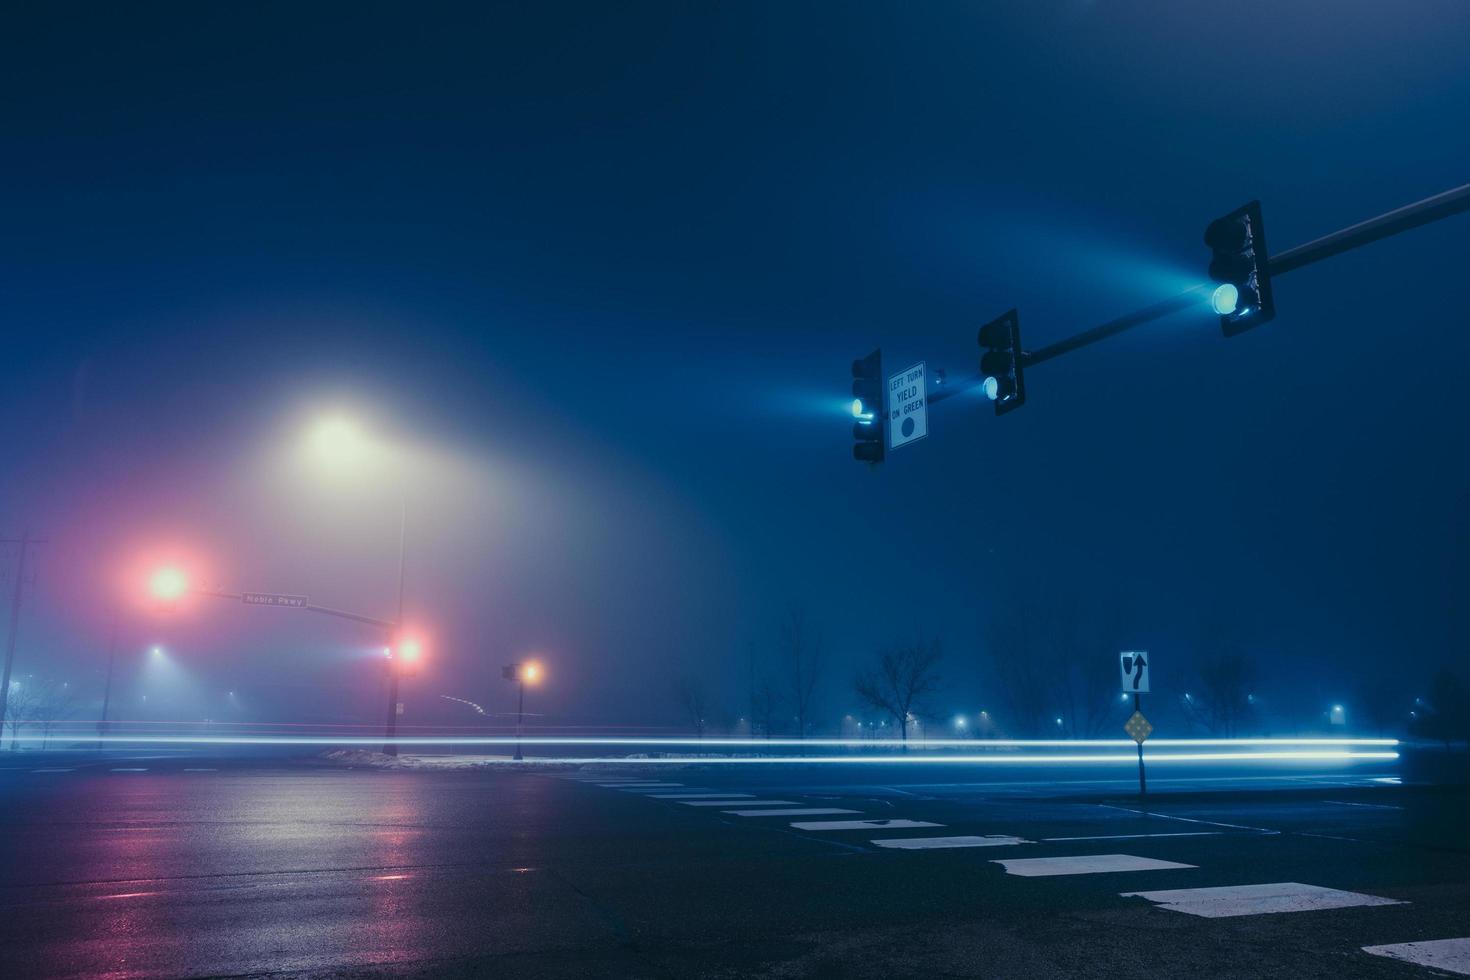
(503, 660), (544, 761)
(150, 567), (188, 601)
(301, 413), (411, 756)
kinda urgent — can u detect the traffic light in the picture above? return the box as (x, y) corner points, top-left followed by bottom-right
(851, 349), (884, 463)
(1205, 201), (1275, 336)
(978, 310), (1026, 416)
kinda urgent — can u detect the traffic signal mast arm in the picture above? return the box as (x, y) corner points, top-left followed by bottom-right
(1267, 180), (1470, 276)
(924, 180), (1470, 408)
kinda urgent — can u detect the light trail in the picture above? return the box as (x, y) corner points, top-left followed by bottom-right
(17, 733), (1399, 765)
(27, 735), (1399, 748)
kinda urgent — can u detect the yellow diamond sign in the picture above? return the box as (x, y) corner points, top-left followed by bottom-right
(1125, 711), (1153, 744)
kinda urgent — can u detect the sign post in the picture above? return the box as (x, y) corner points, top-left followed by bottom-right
(886, 362), (928, 451)
(1121, 652), (1152, 797)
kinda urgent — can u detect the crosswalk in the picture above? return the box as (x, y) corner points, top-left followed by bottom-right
(560, 769), (1463, 974)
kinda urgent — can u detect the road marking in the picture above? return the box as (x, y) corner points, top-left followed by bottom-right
(1323, 800), (1403, 811)
(32, 768), (75, 772)
(722, 808), (860, 817)
(1370, 776), (1402, 785)
(995, 854), (1197, 877)
(792, 819), (943, 831)
(871, 835), (1027, 849)
(1363, 938), (1470, 975)
(110, 768), (148, 772)
(1043, 832), (1221, 842)
(649, 792), (755, 799)
(1121, 882), (1405, 918)
(681, 799), (798, 807)
(1097, 804), (1277, 834)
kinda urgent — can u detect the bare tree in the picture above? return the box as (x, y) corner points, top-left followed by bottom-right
(987, 604), (1049, 736)
(672, 675), (709, 738)
(1194, 623), (1257, 736)
(779, 605), (823, 738)
(3, 681), (40, 750)
(1412, 667), (1470, 751)
(854, 637), (944, 742)
(750, 672), (780, 739)
(32, 677), (77, 750)
(988, 585), (1135, 738)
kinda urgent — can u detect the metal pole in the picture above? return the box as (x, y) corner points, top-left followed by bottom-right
(1269, 182), (1470, 276)
(1135, 691), (1147, 797)
(383, 656), (401, 757)
(514, 678), (525, 761)
(1025, 290), (1205, 368)
(97, 617), (118, 753)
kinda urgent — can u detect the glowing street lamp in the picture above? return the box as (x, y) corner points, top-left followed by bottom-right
(503, 660), (544, 761)
(150, 567), (188, 601)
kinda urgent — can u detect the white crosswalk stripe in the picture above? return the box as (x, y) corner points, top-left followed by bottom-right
(1121, 882), (1405, 917)
(1363, 938), (1470, 975)
(649, 792), (754, 799)
(996, 854), (1196, 877)
(721, 808), (859, 817)
(1042, 832), (1219, 842)
(680, 799), (797, 807)
(872, 835), (1030, 849)
(791, 819), (943, 831)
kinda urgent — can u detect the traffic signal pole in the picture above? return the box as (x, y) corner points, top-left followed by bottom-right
(174, 503), (409, 755)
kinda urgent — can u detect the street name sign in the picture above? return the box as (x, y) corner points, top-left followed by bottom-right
(242, 592), (308, 608)
(887, 361), (928, 450)
(1125, 711), (1153, 744)
(1120, 651), (1150, 693)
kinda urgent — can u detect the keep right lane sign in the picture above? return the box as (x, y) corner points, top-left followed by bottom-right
(1120, 651), (1150, 693)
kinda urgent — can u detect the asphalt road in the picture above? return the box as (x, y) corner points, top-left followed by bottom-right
(1, 756), (1468, 979)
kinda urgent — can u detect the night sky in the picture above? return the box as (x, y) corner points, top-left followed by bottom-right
(3, 2), (1468, 733)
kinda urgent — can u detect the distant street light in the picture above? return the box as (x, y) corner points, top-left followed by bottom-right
(503, 660), (544, 761)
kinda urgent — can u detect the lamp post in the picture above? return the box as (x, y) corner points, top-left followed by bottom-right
(502, 661), (542, 761)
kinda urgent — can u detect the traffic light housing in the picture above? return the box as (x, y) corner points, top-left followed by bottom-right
(1205, 201), (1275, 337)
(978, 310), (1026, 416)
(851, 349), (884, 463)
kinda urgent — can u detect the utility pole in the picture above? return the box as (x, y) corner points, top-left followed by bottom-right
(515, 674), (526, 762)
(0, 532), (47, 743)
(383, 502), (408, 757)
(97, 616), (119, 753)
